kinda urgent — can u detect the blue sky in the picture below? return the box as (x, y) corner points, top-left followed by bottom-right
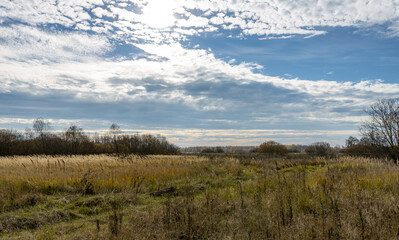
(1, 0), (399, 146)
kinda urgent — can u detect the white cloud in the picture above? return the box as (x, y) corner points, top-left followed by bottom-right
(387, 21), (399, 37)
(1, 0), (399, 145)
(0, 25), (111, 62)
(0, 117), (110, 129)
(0, 0), (105, 27)
(92, 7), (113, 18)
(177, 15), (209, 28)
(2, 0), (399, 43)
(179, 0), (399, 37)
(1, 41), (399, 113)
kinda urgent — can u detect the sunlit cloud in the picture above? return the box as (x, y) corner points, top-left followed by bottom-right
(138, 0), (178, 28)
(1, 0), (399, 145)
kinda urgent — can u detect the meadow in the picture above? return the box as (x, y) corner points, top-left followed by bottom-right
(1, 154), (399, 239)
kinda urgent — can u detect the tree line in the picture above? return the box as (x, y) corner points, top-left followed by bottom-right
(1, 98), (398, 160)
(257, 140), (340, 158)
(256, 98), (399, 162)
(0, 119), (179, 156)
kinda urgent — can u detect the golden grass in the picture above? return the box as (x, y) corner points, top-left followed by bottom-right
(1, 154), (399, 239)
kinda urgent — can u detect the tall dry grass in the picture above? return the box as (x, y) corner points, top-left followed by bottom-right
(1, 155), (399, 239)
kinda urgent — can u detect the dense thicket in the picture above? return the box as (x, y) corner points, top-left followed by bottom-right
(0, 121), (179, 156)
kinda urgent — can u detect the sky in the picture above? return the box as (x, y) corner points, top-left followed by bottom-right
(1, 0), (399, 147)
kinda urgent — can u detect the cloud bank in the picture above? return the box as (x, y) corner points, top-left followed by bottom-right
(1, 0), (399, 145)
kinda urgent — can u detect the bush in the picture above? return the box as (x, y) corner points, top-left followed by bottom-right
(258, 141), (288, 156)
(305, 142), (335, 158)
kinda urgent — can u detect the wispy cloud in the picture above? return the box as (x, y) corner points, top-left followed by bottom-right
(0, 25), (111, 62)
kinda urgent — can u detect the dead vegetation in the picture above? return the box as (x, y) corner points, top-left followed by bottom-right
(1, 154), (399, 239)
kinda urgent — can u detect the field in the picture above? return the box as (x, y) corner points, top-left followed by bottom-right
(1, 154), (399, 239)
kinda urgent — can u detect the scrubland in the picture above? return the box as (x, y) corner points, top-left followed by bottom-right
(1, 154), (399, 239)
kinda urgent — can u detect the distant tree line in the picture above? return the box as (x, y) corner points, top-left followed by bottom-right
(200, 146), (225, 154)
(3, 98), (398, 160)
(257, 140), (339, 158)
(0, 118), (179, 156)
(181, 146), (257, 154)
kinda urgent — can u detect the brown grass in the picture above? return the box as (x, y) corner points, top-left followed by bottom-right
(1, 154), (399, 239)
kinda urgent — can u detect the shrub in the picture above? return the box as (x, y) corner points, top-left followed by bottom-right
(305, 142), (335, 158)
(258, 141), (288, 156)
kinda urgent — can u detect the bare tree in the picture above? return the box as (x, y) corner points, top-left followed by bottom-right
(64, 125), (86, 154)
(110, 123), (122, 155)
(345, 136), (360, 147)
(361, 98), (399, 162)
(33, 118), (51, 153)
